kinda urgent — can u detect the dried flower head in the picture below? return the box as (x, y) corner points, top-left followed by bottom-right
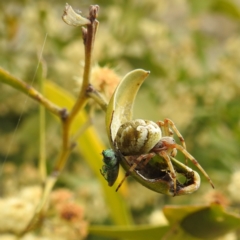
(62, 3), (91, 27)
(50, 188), (74, 207)
(48, 188), (88, 239)
(76, 65), (120, 101)
(91, 65), (121, 101)
(59, 202), (84, 222)
(203, 190), (230, 207)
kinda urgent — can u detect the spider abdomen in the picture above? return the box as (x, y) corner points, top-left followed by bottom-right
(114, 119), (161, 155)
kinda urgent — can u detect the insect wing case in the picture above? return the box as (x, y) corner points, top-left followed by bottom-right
(101, 149), (120, 186)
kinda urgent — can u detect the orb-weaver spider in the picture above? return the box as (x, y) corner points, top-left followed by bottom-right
(101, 118), (214, 195)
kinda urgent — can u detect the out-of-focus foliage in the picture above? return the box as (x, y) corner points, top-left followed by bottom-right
(1, 0), (240, 239)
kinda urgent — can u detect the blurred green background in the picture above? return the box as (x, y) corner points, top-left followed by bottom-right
(1, 0), (240, 239)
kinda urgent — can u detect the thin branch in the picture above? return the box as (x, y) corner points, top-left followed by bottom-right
(39, 61), (47, 182)
(24, 5), (101, 232)
(0, 67), (63, 117)
(54, 6), (100, 173)
(86, 84), (108, 111)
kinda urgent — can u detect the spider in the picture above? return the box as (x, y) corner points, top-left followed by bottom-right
(111, 118), (214, 194)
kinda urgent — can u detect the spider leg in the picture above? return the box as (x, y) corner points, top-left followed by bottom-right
(157, 121), (166, 136)
(115, 153), (155, 192)
(158, 150), (177, 194)
(164, 118), (186, 149)
(164, 118), (188, 164)
(156, 120), (178, 158)
(174, 144), (214, 189)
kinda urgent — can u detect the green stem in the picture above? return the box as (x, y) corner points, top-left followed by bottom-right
(39, 71), (47, 182)
(0, 67), (63, 117)
(87, 84), (108, 111)
(23, 6), (100, 233)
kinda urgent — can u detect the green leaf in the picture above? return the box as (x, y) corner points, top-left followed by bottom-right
(210, 0), (240, 20)
(89, 224), (169, 240)
(163, 203), (240, 239)
(181, 204), (240, 239)
(89, 204), (240, 240)
(44, 80), (133, 225)
(106, 69), (150, 146)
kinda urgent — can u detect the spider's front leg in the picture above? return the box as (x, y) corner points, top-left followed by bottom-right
(115, 152), (155, 192)
(152, 139), (178, 194)
(157, 119), (188, 163)
(158, 136), (215, 189)
(158, 150), (177, 194)
(157, 119), (186, 149)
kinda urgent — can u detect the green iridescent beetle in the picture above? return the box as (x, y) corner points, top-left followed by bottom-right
(102, 69), (214, 196)
(100, 149), (120, 186)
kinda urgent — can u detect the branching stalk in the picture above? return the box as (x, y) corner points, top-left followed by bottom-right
(15, 5), (101, 233)
(86, 84), (108, 111)
(54, 7), (99, 173)
(0, 67), (63, 117)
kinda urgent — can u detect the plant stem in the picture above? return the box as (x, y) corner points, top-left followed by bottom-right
(55, 13), (99, 172)
(87, 84), (108, 111)
(0, 67), (63, 117)
(24, 5), (100, 233)
(39, 63), (47, 182)
(68, 22), (99, 122)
